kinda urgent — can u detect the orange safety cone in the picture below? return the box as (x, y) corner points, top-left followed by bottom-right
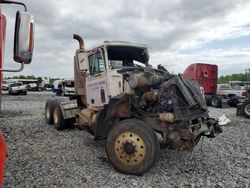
(0, 132), (6, 188)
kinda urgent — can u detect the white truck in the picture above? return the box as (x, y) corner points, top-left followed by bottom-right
(44, 34), (222, 175)
(8, 82), (27, 95)
(215, 84), (247, 107)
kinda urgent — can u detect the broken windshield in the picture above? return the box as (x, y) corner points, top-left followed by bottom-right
(107, 46), (149, 69)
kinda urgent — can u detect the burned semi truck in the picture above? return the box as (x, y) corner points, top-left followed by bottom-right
(45, 34), (222, 175)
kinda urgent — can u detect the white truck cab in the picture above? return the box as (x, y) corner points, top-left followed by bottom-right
(76, 40), (149, 108)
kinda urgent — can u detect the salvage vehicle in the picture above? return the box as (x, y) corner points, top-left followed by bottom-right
(183, 63), (247, 108)
(8, 82), (27, 95)
(0, 1), (34, 186)
(45, 35), (222, 175)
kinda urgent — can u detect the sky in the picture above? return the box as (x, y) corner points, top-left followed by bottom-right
(2, 0), (250, 78)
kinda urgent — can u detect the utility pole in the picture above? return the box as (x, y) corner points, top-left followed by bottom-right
(245, 69), (250, 81)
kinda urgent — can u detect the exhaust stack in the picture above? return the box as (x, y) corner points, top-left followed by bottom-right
(73, 34), (85, 50)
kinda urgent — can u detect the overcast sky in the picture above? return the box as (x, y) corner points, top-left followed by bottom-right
(2, 0), (250, 78)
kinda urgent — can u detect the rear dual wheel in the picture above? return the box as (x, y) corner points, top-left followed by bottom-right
(45, 99), (71, 129)
(106, 119), (159, 175)
(45, 99), (56, 124)
(53, 103), (67, 130)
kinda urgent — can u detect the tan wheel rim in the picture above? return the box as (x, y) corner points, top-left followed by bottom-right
(53, 108), (59, 124)
(115, 132), (146, 165)
(45, 107), (50, 119)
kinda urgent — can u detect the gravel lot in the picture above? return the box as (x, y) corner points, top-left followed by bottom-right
(0, 91), (249, 188)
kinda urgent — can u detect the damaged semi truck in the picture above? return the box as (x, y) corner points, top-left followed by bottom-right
(45, 34), (222, 175)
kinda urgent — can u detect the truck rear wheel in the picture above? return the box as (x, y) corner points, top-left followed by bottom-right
(45, 99), (56, 124)
(106, 119), (159, 175)
(211, 96), (222, 108)
(53, 102), (67, 130)
(242, 101), (250, 118)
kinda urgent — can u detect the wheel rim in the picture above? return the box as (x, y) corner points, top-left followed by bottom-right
(212, 98), (218, 106)
(244, 104), (250, 115)
(53, 108), (59, 124)
(45, 106), (50, 120)
(115, 132), (146, 165)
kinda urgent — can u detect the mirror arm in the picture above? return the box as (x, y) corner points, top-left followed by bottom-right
(0, 62), (24, 72)
(0, 1), (27, 11)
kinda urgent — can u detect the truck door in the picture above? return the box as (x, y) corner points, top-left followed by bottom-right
(86, 49), (108, 107)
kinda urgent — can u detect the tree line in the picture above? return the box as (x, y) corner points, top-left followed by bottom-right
(219, 73), (250, 83)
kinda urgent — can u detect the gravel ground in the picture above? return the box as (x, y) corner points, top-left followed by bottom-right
(0, 91), (249, 188)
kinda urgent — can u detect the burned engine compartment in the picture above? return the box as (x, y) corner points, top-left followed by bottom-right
(115, 65), (222, 150)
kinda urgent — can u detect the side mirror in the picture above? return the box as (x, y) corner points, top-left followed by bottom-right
(14, 11), (34, 64)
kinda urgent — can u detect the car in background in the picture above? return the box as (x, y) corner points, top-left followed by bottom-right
(8, 82), (27, 95)
(1, 83), (9, 90)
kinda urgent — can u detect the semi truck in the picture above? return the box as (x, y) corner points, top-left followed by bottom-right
(45, 35), (222, 175)
(0, 1), (34, 186)
(183, 63), (247, 108)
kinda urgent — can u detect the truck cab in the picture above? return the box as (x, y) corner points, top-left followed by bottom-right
(75, 40), (149, 108)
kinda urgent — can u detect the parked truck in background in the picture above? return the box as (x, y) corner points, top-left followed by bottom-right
(0, 1), (34, 186)
(57, 79), (75, 96)
(45, 35), (222, 175)
(8, 82), (27, 95)
(183, 63), (247, 108)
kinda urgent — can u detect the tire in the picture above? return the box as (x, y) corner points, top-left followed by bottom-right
(242, 101), (250, 118)
(211, 96), (222, 108)
(228, 97), (238, 107)
(205, 95), (212, 106)
(53, 101), (67, 130)
(45, 99), (56, 124)
(106, 119), (159, 175)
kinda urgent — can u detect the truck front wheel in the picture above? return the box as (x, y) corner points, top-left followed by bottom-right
(106, 119), (159, 175)
(242, 101), (250, 118)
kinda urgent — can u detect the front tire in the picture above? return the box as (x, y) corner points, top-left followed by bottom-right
(106, 119), (159, 175)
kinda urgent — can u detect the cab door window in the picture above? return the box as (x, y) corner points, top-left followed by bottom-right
(88, 51), (105, 75)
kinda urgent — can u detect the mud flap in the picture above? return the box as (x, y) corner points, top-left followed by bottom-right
(236, 103), (243, 116)
(92, 105), (109, 140)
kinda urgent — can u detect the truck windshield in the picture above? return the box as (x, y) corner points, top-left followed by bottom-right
(107, 46), (148, 69)
(65, 82), (74, 87)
